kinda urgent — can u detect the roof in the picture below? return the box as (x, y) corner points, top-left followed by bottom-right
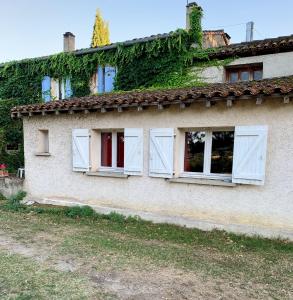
(11, 76), (293, 118)
(0, 30), (229, 66)
(210, 34), (293, 59)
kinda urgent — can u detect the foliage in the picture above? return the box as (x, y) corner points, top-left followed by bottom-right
(65, 205), (96, 218)
(189, 5), (203, 48)
(4, 190), (27, 211)
(91, 9), (110, 47)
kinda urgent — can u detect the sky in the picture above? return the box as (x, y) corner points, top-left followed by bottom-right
(0, 0), (293, 63)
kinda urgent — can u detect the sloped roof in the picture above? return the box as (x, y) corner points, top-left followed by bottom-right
(11, 76), (293, 118)
(209, 34), (293, 59)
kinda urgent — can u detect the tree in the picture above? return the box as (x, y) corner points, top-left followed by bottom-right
(91, 9), (110, 47)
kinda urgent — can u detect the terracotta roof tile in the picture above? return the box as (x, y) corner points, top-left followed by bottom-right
(11, 76), (293, 118)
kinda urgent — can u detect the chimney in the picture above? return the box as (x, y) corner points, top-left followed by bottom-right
(246, 22), (254, 42)
(186, 2), (203, 30)
(63, 32), (75, 52)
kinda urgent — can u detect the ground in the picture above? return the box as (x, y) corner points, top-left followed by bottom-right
(0, 207), (292, 300)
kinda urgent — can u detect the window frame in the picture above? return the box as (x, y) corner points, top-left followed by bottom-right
(226, 64), (263, 83)
(180, 127), (234, 180)
(99, 129), (124, 173)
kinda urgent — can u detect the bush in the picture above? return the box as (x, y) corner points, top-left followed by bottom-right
(4, 190), (27, 211)
(65, 206), (95, 218)
(0, 192), (6, 201)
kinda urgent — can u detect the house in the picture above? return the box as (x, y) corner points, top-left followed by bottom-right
(10, 4), (293, 239)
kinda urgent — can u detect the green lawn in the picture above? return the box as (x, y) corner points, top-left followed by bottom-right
(0, 201), (292, 299)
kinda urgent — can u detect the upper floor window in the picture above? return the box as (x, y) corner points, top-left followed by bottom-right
(41, 76), (72, 102)
(226, 64), (263, 83)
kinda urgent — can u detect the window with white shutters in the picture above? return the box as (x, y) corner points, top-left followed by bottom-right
(149, 128), (174, 178)
(72, 129), (90, 172)
(232, 126), (268, 185)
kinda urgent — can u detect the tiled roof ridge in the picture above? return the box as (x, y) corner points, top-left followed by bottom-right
(11, 75), (293, 117)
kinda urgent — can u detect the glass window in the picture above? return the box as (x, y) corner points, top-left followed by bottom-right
(184, 132), (205, 173)
(253, 70), (263, 81)
(211, 131), (234, 174)
(240, 71), (250, 81)
(101, 131), (124, 169)
(229, 72), (238, 83)
(183, 129), (234, 177)
(101, 132), (112, 167)
(117, 132), (124, 168)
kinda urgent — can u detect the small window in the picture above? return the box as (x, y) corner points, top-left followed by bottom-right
(100, 131), (124, 170)
(183, 129), (234, 179)
(226, 65), (263, 83)
(5, 143), (20, 153)
(38, 130), (49, 153)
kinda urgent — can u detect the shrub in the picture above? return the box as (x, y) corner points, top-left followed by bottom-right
(65, 205), (95, 218)
(0, 192), (6, 201)
(4, 190), (27, 211)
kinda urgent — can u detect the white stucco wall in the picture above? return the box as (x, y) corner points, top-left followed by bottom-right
(199, 51), (293, 83)
(23, 99), (293, 239)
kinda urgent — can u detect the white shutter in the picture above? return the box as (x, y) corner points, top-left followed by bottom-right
(124, 128), (143, 176)
(149, 128), (174, 178)
(72, 129), (90, 172)
(232, 126), (268, 185)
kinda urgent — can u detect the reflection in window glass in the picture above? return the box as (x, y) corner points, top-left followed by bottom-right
(117, 132), (124, 168)
(240, 71), (249, 81)
(101, 132), (112, 167)
(253, 70), (263, 80)
(211, 131), (234, 174)
(229, 72), (238, 83)
(184, 132), (205, 173)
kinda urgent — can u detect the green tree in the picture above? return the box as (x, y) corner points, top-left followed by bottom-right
(91, 9), (110, 47)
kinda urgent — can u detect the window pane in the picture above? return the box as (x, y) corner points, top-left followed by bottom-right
(229, 72), (238, 83)
(211, 131), (234, 174)
(184, 132), (205, 173)
(101, 132), (112, 167)
(253, 70), (263, 80)
(117, 132), (124, 168)
(240, 71), (250, 81)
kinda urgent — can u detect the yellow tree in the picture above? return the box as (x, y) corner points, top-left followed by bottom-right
(91, 9), (110, 47)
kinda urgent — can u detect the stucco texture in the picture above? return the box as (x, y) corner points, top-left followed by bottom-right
(23, 98), (293, 238)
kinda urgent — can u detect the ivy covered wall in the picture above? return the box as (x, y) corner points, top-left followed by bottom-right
(0, 6), (221, 171)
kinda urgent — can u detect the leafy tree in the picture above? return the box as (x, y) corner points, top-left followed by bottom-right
(91, 9), (110, 47)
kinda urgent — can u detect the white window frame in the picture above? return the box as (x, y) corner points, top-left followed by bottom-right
(180, 127), (234, 181)
(99, 130), (124, 173)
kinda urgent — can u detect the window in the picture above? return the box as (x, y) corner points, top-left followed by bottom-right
(37, 130), (49, 153)
(97, 66), (117, 93)
(226, 65), (263, 83)
(5, 143), (20, 153)
(42, 77), (72, 102)
(100, 131), (124, 170)
(183, 129), (234, 179)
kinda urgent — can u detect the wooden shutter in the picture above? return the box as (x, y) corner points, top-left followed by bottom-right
(124, 128), (143, 176)
(65, 78), (72, 98)
(149, 128), (174, 178)
(72, 129), (90, 172)
(41, 76), (51, 102)
(232, 126), (268, 185)
(97, 66), (105, 93)
(104, 66), (116, 93)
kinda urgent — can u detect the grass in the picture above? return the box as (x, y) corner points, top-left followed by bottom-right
(0, 251), (111, 300)
(0, 194), (292, 299)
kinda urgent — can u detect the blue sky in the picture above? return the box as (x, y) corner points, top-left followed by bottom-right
(1, 0), (292, 62)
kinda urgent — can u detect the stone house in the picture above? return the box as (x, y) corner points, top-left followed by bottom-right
(10, 4), (293, 239)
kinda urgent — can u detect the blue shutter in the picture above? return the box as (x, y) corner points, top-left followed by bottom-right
(97, 66), (105, 93)
(65, 78), (73, 98)
(42, 76), (51, 102)
(105, 66), (116, 93)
